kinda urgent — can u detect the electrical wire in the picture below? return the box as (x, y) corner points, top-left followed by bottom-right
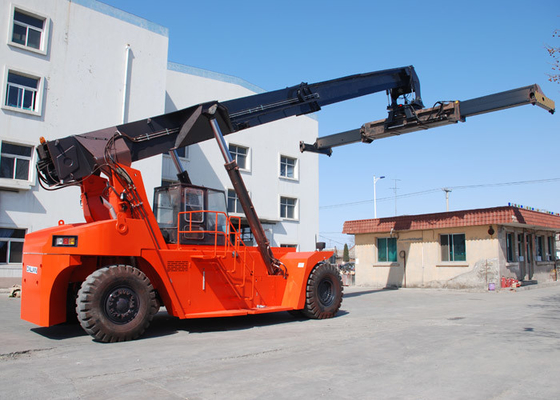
(320, 177), (560, 209)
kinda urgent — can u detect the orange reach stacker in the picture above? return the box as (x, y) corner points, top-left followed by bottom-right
(21, 66), (555, 342)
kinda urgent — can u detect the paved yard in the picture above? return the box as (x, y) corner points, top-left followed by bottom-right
(1, 285), (560, 399)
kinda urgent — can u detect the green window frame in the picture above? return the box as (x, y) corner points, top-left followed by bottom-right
(547, 236), (555, 261)
(536, 236), (544, 261)
(506, 232), (514, 262)
(377, 237), (397, 262)
(441, 233), (466, 262)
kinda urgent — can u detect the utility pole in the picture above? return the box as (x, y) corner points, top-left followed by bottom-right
(443, 188), (452, 212)
(373, 175), (385, 218)
(392, 179), (401, 216)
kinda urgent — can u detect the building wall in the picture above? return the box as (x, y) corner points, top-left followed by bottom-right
(354, 223), (558, 289)
(1, 0), (322, 281)
(498, 226), (557, 284)
(0, 0), (169, 277)
(355, 225), (501, 289)
(164, 64), (320, 251)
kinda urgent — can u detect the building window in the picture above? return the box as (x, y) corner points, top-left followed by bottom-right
(377, 237), (397, 262)
(0, 142), (33, 181)
(280, 244), (297, 248)
(0, 228), (26, 264)
(536, 236), (544, 261)
(227, 189), (242, 214)
(9, 7), (49, 54)
(280, 196), (297, 219)
(168, 146), (188, 159)
(441, 233), (466, 262)
(506, 232), (514, 262)
(517, 233), (524, 261)
(229, 144), (248, 170)
(547, 236), (555, 261)
(239, 226), (254, 246)
(280, 155), (297, 179)
(4, 70), (42, 114)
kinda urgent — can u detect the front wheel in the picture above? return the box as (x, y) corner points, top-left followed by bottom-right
(302, 263), (343, 319)
(76, 265), (158, 342)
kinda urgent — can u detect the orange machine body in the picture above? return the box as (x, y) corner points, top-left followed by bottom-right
(21, 166), (332, 327)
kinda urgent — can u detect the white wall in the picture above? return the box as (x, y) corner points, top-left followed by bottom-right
(0, 0), (322, 281)
(165, 65), (320, 251)
(0, 0), (169, 276)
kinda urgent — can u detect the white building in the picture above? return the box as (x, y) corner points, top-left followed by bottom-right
(164, 63), (319, 250)
(0, 0), (319, 279)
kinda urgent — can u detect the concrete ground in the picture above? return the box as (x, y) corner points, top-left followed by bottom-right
(2, 285), (560, 399)
(0, 277), (21, 289)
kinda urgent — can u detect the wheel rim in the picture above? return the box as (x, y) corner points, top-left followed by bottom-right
(318, 279), (335, 306)
(104, 286), (139, 324)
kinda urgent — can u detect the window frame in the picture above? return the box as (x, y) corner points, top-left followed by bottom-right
(280, 196), (298, 220)
(506, 232), (515, 263)
(0, 227), (27, 264)
(227, 189), (243, 214)
(2, 67), (44, 116)
(8, 5), (50, 55)
(536, 235), (544, 262)
(279, 154), (298, 180)
(547, 236), (555, 261)
(440, 233), (466, 262)
(228, 143), (250, 171)
(0, 139), (36, 190)
(517, 233), (524, 262)
(168, 146), (189, 159)
(377, 237), (397, 263)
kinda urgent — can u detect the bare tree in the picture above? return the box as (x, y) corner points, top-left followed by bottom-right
(546, 28), (559, 84)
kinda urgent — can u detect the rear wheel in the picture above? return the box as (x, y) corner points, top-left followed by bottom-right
(302, 263), (343, 319)
(76, 265), (158, 342)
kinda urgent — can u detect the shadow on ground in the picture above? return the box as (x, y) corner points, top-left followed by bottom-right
(343, 288), (389, 298)
(31, 323), (88, 340)
(30, 307), (350, 342)
(142, 308), (350, 340)
(27, 289), (397, 342)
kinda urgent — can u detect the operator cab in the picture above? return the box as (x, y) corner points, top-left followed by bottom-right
(153, 183), (228, 245)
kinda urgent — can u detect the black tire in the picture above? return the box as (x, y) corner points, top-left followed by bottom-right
(302, 263), (343, 319)
(76, 265), (158, 343)
(65, 282), (80, 324)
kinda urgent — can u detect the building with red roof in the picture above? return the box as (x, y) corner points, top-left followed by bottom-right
(343, 206), (560, 289)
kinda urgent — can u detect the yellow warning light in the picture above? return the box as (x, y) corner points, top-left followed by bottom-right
(39, 137), (46, 144)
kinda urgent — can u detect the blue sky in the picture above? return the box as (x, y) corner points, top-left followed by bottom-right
(101, 0), (559, 249)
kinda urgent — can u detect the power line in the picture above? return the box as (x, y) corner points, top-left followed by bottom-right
(320, 177), (560, 210)
(452, 177), (560, 190)
(317, 234), (348, 246)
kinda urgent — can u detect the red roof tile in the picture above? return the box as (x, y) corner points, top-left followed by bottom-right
(343, 206), (560, 234)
